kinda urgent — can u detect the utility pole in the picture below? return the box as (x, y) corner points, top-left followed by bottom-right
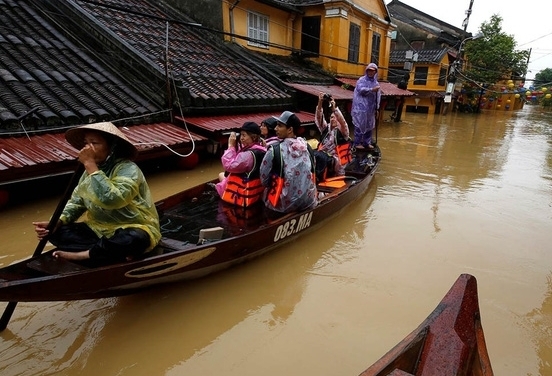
(523, 48), (532, 86)
(444, 0), (475, 115)
(462, 0), (475, 32)
(442, 62), (458, 115)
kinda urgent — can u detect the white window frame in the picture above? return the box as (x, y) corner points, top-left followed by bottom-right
(247, 11), (269, 49)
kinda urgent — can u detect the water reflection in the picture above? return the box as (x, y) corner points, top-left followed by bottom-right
(382, 110), (511, 193)
(1, 299), (118, 376)
(524, 273), (552, 376)
(1, 106), (552, 375)
(0, 177), (377, 376)
(74, 185), (376, 375)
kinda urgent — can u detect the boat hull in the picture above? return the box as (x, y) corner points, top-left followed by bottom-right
(359, 273), (494, 376)
(0, 150), (379, 301)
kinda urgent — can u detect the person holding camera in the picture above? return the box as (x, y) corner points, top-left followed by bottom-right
(216, 122), (267, 207)
(351, 63), (381, 150)
(314, 92), (351, 177)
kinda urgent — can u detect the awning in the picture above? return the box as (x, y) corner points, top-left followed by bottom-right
(178, 111), (316, 134)
(336, 77), (416, 97)
(286, 83), (354, 100)
(0, 123), (206, 185)
(408, 90), (445, 98)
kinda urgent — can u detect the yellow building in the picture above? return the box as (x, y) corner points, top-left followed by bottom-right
(219, 0), (395, 79)
(386, 0), (470, 116)
(389, 48), (452, 114)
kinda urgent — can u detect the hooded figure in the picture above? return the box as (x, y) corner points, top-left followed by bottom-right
(33, 122), (161, 264)
(351, 63), (381, 149)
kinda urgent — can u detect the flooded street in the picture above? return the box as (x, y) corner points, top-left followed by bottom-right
(1, 106), (551, 375)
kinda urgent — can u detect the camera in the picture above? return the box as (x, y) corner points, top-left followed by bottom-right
(323, 93), (332, 101)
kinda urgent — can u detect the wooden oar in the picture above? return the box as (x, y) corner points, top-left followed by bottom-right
(374, 108), (380, 145)
(0, 164), (84, 332)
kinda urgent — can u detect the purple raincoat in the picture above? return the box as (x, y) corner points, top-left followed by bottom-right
(351, 63), (381, 147)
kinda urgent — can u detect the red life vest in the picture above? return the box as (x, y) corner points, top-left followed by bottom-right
(318, 128), (351, 166)
(221, 149), (266, 207)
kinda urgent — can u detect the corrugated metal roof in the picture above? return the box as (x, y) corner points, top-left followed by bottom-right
(286, 83), (354, 100)
(336, 78), (416, 97)
(0, 123), (206, 185)
(178, 111), (315, 134)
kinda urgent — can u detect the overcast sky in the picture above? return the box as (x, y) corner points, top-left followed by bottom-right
(392, 0), (552, 82)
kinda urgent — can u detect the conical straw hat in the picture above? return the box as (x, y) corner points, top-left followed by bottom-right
(65, 122), (137, 159)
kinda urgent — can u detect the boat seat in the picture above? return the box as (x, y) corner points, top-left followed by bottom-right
(317, 175), (357, 192)
(197, 226), (224, 245)
(27, 253), (90, 275)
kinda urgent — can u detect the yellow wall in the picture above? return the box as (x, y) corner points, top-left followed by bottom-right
(220, 0), (394, 78)
(309, 2), (392, 79)
(393, 53), (449, 115)
(222, 0), (294, 56)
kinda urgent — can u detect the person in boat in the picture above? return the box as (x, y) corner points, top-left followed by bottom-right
(260, 117), (279, 147)
(260, 111), (317, 213)
(351, 63), (381, 150)
(314, 92), (351, 178)
(216, 121), (267, 207)
(32, 122), (161, 264)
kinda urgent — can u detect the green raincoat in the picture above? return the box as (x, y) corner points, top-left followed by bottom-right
(59, 159), (161, 251)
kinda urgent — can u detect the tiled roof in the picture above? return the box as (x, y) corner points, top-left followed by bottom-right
(227, 44), (335, 86)
(0, 0), (164, 135)
(389, 49), (448, 65)
(387, 0), (469, 47)
(276, 0), (324, 5)
(47, 0), (294, 113)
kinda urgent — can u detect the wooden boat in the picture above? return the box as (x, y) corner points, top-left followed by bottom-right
(0, 147), (380, 303)
(359, 273), (494, 376)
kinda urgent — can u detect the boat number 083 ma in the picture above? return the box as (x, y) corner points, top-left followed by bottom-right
(273, 212), (313, 242)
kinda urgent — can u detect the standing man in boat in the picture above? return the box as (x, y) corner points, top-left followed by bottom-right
(33, 122), (161, 264)
(216, 121), (267, 207)
(260, 111), (317, 213)
(314, 92), (351, 178)
(351, 63), (381, 150)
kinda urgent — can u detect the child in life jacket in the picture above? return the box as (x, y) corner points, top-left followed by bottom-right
(216, 122), (267, 207)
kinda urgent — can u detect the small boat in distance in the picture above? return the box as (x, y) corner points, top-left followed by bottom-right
(359, 273), (494, 376)
(0, 147), (380, 304)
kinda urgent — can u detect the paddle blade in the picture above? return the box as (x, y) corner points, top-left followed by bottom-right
(0, 302), (17, 331)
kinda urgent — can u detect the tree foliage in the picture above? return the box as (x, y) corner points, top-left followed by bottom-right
(533, 68), (552, 88)
(463, 15), (529, 85)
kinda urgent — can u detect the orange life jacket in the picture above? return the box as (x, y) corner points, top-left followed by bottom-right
(221, 149), (266, 208)
(266, 141), (315, 207)
(318, 128), (351, 166)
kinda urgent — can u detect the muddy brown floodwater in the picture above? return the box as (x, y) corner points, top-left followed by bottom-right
(1, 106), (551, 375)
